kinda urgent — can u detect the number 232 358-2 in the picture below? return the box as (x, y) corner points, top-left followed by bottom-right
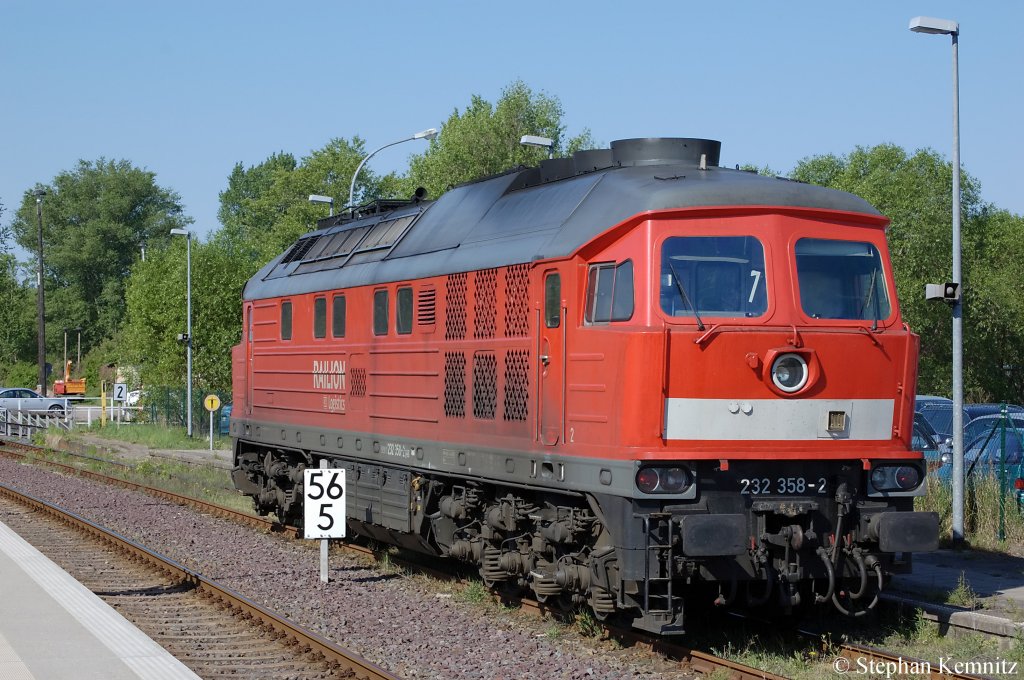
(739, 477), (828, 495)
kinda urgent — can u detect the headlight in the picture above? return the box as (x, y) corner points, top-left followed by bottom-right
(870, 464), (923, 492)
(636, 465), (693, 494)
(771, 353), (808, 393)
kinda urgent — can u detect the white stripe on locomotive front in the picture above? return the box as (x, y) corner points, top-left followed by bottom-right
(663, 398), (894, 440)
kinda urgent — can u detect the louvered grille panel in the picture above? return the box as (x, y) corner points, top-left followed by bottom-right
(443, 352), (466, 418)
(473, 268), (497, 339)
(472, 351), (497, 420)
(418, 287), (437, 326)
(350, 368), (367, 397)
(503, 350), (530, 421)
(504, 264), (530, 337)
(445, 273), (467, 340)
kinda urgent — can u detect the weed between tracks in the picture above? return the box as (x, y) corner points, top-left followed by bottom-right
(20, 439), (250, 514)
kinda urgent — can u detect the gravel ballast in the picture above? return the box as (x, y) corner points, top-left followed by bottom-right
(0, 456), (685, 679)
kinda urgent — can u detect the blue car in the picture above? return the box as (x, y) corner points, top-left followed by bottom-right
(934, 429), (1024, 488)
(218, 403), (232, 435)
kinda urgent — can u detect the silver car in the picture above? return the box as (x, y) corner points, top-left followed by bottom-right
(0, 388), (69, 415)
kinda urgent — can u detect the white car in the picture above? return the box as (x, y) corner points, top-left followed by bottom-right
(0, 388), (69, 415)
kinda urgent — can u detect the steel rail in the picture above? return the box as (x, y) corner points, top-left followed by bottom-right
(0, 481), (398, 680)
(837, 641), (990, 680)
(4, 438), (994, 680)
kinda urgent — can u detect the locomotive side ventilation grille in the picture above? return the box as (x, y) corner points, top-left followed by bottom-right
(443, 352), (466, 418)
(350, 368), (367, 397)
(473, 268), (497, 339)
(472, 351), (497, 420)
(503, 350), (530, 421)
(417, 287), (436, 326)
(504, 264), (530, 337)
(445, 273), (467, 341)
(280, 235), (322, 264)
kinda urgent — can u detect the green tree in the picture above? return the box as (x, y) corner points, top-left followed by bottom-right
(213, 138), (396, 267)
(122, 237), (249, 395)
(406, 80), (594, 200)
(8, 160), (190, 358)
(789, 144), (1001, 398)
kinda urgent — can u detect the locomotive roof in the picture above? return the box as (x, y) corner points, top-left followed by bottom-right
(243, 138), (881, 301)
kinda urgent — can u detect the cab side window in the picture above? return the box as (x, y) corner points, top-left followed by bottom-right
(585, 260), (634, 323)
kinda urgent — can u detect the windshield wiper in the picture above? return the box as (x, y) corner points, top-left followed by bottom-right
(859, 268), (880, 331)
(666, 259), (705, 331)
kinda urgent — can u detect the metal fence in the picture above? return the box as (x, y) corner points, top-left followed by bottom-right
(133, 386), (231, 433)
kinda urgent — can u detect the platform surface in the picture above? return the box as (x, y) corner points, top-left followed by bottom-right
(0, 519), (199, 680)
(887, 548), (1024, 636)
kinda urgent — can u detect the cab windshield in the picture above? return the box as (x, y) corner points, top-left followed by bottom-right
(660, 236), (767, 318)
(795, 238), (891, 321)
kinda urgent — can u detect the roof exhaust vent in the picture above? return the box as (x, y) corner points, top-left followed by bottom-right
(610, 138), (721, 167)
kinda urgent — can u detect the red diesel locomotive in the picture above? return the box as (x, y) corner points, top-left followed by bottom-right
(230, 138), (939, 634)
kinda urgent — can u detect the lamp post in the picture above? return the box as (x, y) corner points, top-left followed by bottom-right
(348, 128), (438, 212)
(33, 189), (47, 394)
(520, 134), (555, 160)
(170, 228), (193, 437)
(308, 194), (334, 217)
(910, 15), (963, 543)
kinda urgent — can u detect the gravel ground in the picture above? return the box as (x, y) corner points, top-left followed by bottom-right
(0, 456), (684, 679)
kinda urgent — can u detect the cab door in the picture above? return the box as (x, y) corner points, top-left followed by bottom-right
(539, 270), (564, 446)
(245, 305), (254, 416)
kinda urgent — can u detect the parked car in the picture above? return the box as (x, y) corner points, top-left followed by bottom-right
(915, 394), (951, 408)
(934, 428), (1024, 488)
(0, 388), (69, 415)
(913, 411), (948, 468)
(964, 403), (1024, 421)
(963, 412), (1024, 446)
(916, 401), (968, 441)
(219, 403), (232, 435)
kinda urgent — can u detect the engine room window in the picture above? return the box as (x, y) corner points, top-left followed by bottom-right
(660, 236), (767, 318)
(795, 239), (891, 321)
(397, 287), (413, 335)
(280, 301), (292, 340)
(373, 289), (389, 336)
(313, 297), (327, 338)
(544, 273), (561, 328)
(332, 295), (346, 337)
(585, 260), (634, 323)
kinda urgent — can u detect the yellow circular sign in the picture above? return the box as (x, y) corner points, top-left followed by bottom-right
(204, 394), (222, 412)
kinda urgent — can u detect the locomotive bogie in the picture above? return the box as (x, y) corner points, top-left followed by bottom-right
(231, 137), (939, 634)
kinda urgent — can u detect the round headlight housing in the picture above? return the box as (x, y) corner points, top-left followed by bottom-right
(771, 353), (808, 393)
(636, 467), (660, 493)
(636, 465), (693, 494)
(894, 466), (921, 490)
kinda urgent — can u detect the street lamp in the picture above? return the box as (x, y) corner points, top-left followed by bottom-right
(170, 228), (193, 437)
(520, 134), (554, 159)
(308, 194), (334, 217)
(33, 189), (47, 394)
(348, 128), (438, 212)
(910, 15), (963, 542)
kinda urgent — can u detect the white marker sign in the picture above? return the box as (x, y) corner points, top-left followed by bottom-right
(303, 468), (346, 539)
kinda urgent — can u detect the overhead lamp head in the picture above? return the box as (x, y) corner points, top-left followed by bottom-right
(909, 16), (958, 35)
(520, 134), (554, 149)
(413, 128), (438, 141)
(308, 194), (333, 204)
(169, 228), (189, 236)
(32, 188), (47, 197)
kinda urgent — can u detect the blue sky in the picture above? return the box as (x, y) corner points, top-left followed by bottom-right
(2, 1), (1020, 244)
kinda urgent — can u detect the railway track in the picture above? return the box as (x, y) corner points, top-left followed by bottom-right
(0, 481), (396, 680)
(0, 438), (998, 680)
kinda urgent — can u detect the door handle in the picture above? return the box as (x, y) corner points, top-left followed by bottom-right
(540, 354), (550, 366)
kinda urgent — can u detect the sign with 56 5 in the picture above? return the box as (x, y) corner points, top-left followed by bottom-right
(303, 468), (346, 539)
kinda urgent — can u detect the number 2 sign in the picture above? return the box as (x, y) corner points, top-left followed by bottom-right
(303, 468), (346, 539)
